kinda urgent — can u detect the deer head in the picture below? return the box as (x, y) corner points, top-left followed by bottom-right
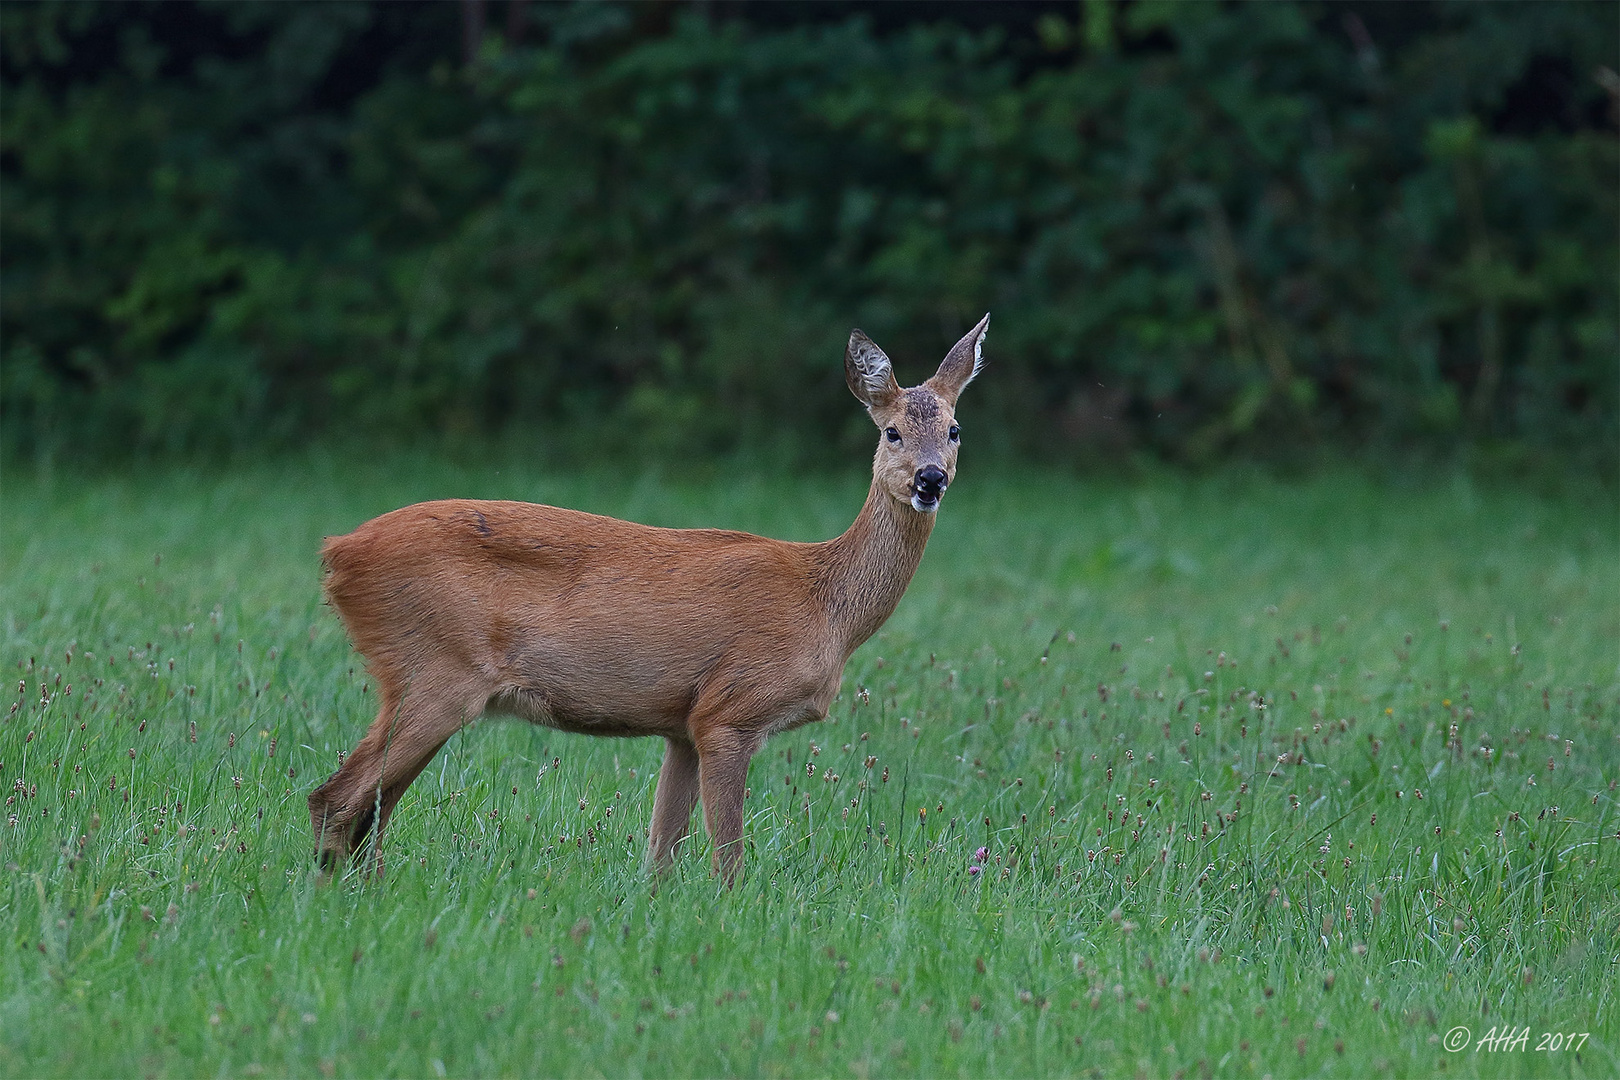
(845, 314), (988, 514)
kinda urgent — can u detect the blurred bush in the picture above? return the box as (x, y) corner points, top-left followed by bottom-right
(3, 0), (1615, 463)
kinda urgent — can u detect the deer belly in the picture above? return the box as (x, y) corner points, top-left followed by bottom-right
(489, 635), (697, 737)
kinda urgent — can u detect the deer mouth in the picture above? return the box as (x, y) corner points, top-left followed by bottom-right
(909, 489), (943, 513)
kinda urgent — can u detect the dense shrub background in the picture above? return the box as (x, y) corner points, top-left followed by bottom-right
(2, 0), (1615, 462)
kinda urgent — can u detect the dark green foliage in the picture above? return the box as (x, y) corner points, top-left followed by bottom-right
(3, 1), (1615, 460)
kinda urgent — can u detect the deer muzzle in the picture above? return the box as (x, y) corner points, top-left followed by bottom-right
(911, 465), (948, 512)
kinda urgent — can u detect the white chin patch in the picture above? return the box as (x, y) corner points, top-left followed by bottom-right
(910, 494), (941, 513)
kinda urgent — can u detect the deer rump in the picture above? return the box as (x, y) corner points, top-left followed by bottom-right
(322, 499), (841, 743)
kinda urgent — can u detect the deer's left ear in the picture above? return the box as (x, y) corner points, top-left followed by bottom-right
(925, 313), (989, 406)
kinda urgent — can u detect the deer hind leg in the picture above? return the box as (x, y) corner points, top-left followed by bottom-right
(696, 734), (758, 886)
(647, 737), (700, 874)
(309, 678), (486, 873)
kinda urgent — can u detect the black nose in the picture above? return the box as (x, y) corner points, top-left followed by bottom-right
(915, 465), (947, 497)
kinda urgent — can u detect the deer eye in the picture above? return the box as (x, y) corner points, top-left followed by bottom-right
(884, 427), (901, 444)
(948, 424), (960, 443)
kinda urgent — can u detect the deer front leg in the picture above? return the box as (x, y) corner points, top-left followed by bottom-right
(647, 737), (700, 873)
(696, 736), (757, 885)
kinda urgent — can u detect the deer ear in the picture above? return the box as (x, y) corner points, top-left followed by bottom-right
(845, 330), (900, 411)
(926, 313), (989, 406)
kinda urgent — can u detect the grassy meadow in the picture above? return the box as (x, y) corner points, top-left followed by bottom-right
(1, 452), (1616, 1078)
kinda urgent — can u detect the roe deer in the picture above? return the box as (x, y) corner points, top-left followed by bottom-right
(309, 314), (988, 882)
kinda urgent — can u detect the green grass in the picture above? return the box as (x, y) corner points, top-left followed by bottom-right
(2, 453), (1616, 1078)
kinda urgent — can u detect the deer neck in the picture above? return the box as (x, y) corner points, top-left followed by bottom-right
(816, 478), (936, 655)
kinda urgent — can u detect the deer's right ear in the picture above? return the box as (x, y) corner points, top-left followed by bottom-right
(845, 330), (900, 412)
